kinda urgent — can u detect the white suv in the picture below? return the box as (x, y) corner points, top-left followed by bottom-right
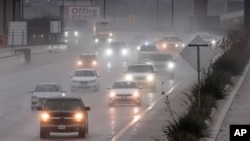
(108, 80), (142, 106)
(124, 64), (157, 91)
(71, 69), (100, 91)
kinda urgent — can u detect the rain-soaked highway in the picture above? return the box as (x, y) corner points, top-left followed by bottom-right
(0, 31), (195, 141)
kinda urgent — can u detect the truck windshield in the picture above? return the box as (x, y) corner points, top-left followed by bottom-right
(44, 99), (82, 110)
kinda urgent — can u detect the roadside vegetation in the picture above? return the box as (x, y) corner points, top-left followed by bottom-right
(155, 29), (250, 141)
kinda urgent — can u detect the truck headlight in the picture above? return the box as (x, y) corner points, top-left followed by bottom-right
(95, 39), (99, 43)
(168, 62), (175, 69)
(125, 74), (133, 81)
(108, 38), (113, 42)
(110, 91), (116, 98)
(64, 32), (68, 37)
(92, 60), (97, 65)
(146, 75), (154, 81)
(74, 112), (83, 122)
(74, 31), (78, 37)
(121, 48), (128, 55)
(77, 60), (82, 66)
(106, 49), (113, 56)
(133, 91), (139, 97)
(41, 112), (50, 122)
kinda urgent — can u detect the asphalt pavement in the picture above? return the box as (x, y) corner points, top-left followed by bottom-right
(0, 31), (196, 141)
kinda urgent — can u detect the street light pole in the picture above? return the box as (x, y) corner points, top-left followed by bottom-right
(104, 0), (106, 19)
(157, 0), (159, 24)
(171, 0), (174, 30)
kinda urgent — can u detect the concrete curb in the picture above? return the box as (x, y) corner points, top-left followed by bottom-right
(208, 61), (250, 141)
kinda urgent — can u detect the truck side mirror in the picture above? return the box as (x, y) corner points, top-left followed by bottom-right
(84, 107), (91, 111)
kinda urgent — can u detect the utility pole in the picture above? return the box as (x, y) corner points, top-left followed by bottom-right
(103, 0), (106, 19)
(171, 0), (174, 30)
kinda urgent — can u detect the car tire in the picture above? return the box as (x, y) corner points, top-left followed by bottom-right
(78, 127), (86, 138)
(40, 127), (49, 139)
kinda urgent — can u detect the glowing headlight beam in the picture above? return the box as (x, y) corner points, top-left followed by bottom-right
(168, 62), (175, 69)
(106, 49), (113, 56)
(125, 75), (133, 81)
(74, 113), (83, 121)
(121, 49), (128, 55)
(41, 112), (50, 122)
(146, 75), (154, 81)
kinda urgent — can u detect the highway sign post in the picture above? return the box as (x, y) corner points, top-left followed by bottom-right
(181, 35), (215, 107)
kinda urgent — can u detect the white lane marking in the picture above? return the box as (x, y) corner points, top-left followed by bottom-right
(111, 78), (188, 141)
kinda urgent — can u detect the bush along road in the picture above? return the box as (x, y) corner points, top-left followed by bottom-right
(155, 29), (250, 141)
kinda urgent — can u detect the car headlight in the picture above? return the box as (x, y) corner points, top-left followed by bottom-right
(92, 60), (97, 65)
(163, 43), (167, 48)
(110, 91), (116, 98)
(133, 91), (139, 97)
(108, 38), (113, 42)
(146, 75), (154, 81)
(146, 62), (152, 65)
(109, 33), (113, 37)
(168, 62), (175, 69)
(77, 60), (82, 66)
(175, 44), (179, 47)
(95, 39), (99, 43)
(137, 46), (141, 50)
(121, 48), (128, 55)
(74, 112), (84, 122)
(64, 32), (68, 37)
(106, 48), (113, 56)
(182, 43), (185, 47)
(74, 31), (78, 37)
(31, 96), (39, 102)
(211, 40), (216, 45)
(41, 112), (50, 122)
(125, 74), (133, 81)
(144, 42), (149, 46)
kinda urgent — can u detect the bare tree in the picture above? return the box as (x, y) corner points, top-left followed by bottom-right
(193, 0), (208, 31)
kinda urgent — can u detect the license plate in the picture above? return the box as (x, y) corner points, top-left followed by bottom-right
(58, 125), (66, 130)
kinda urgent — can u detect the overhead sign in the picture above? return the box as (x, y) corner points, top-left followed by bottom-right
(8, 21), (27, 46)
(50, 21), (61, 33)
(68, 6), (100, 21)
(180, 35), (216, 71)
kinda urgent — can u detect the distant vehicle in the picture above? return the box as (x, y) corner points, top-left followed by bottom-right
(93, 19), (113, 46)
(155, 35), (184, 56)
(142, 53), (175, 78)
(30, 83), (66, 109)
(197, 33), (218, 47)
(137, 45), (159, 63)
(71, 69), (100, 91)
(76, 54), (98, 69)
(37, 97), (90, 139)
(93, 33), (113, 45)
(107, 80), (142, 106)
(124, 64), (157, 90)
(104, 41), (130, 62)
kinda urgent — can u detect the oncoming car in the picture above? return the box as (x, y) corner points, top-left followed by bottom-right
(93, 33), (113, 45)
(124, 64), (157, 90)
(155, 35), (184, 56)
(107, 80), (142, 106)
(137, 45), (159, 63)
(105, 41), (129, 58)
(71, 69), (100, 91)
(30, 83), (66, 109)
(143, 53), (175, 78)
(37, 97), (90, 139)
(76, 54), (98, 69)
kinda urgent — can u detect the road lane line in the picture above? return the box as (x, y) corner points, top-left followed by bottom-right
(111, 76), (191, 141)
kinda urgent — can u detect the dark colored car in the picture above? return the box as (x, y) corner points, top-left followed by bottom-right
(37, 97), (90, 139)
(76, 54), (98, 69)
